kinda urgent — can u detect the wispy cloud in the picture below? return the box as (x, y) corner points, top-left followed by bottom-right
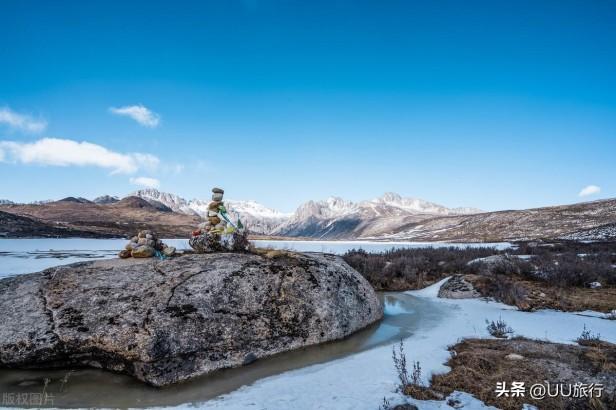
(578, 185), (601, 197)
(109, 104), (160, 128)
(130, 176), (160, 188)
(0, 138), (159, 174)
(0, 107), (47, 133)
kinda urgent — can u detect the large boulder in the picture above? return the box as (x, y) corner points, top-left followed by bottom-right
(0, 252), (382, 386)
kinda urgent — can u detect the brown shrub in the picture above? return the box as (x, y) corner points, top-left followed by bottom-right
(428, 338), (616, 410)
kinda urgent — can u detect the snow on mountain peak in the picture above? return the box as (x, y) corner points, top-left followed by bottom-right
(130, 189), (291, 234)
(370, 192), (482, 215)
(128, 189), (481, 235)
(291, 197), (357, 221)
(226, 199), (292, 219)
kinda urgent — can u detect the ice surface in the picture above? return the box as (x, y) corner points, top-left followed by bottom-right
(186, 278), (616, 410)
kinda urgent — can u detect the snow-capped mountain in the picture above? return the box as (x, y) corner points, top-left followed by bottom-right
(0, 199), (15, 205)
(273, 193), (483, 238)
(225, 200), (292, 234)
(130, 189), (291, 234)
(132, 189), (196, 215)
(2, 189), (614, 241)
(368, 192), (483, 216)
(130, 189), (483, 237)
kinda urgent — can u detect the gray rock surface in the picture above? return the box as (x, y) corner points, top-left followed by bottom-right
(0, 252), (382, 386)
(438, 275), (480, 299)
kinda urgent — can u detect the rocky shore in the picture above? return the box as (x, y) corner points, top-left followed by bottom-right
(0, 252), (382, 386)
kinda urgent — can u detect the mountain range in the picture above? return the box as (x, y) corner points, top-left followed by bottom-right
(1, 189), (615, 242)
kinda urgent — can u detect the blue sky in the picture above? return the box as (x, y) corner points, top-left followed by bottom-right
(1, 0), (615, 213)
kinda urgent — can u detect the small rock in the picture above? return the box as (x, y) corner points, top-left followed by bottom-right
(162, 246), (176, 257)
(446, 398), (462, 409)
(208, 201), (221, 210)
(118, 249), (132, 259)
(132, 246), (155, 258)
(242, 352), (257, 365)
(505, 353), (524, 360)
(393, 405), (418, 410)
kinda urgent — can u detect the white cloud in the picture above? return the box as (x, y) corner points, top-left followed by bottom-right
(0, 138), (159, 174)
(579, 185), (601, 197)
(130, 176), (160, 189)
(0, 107), (47, 133)
(109, 104), (160, 128)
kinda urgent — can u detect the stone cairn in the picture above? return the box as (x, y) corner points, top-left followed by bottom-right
(119, 229), (176, 259)
(189, 187), (250, 253)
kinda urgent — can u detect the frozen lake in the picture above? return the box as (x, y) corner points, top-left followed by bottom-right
(0, 238), (510, 278)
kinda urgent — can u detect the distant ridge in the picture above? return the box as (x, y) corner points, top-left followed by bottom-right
(93, 195), (120, 204)
(1, 189), (614, 241)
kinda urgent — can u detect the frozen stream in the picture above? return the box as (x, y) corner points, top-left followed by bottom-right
(1, 239), (612, 409)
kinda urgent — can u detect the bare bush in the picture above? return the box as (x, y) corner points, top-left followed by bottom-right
(343, 241), (616, 291)
(486, 316), (513, 338)
(391, 340), (438, 401)
(392, 340), (410, 390)
(577, 324), (601, 346)
(344, 246), (499, 290)
(379, 397), (392, 410)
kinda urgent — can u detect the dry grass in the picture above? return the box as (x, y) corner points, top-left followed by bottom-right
(426, 337), (616, 410)
(466, 274), (616, 313)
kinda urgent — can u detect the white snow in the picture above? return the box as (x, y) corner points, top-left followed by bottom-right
(178, 278), (616, 410)
(226, 200), (293, 219)
(370, 192), (483, 216)
(130, 189), (292, 234)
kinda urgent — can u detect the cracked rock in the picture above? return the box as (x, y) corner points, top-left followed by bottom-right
(0, 252), (382, 386)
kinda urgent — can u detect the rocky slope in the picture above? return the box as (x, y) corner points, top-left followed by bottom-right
(0, 252), (382, 386)
(0, 197), (199, 238)
(274, 197), (616, 242)
(0, 210), (115, 238)
(272, 193), (483, 238)
(367, 198), (616, 242)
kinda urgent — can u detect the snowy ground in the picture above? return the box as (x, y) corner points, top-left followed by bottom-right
(188, 278), (616, 410)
